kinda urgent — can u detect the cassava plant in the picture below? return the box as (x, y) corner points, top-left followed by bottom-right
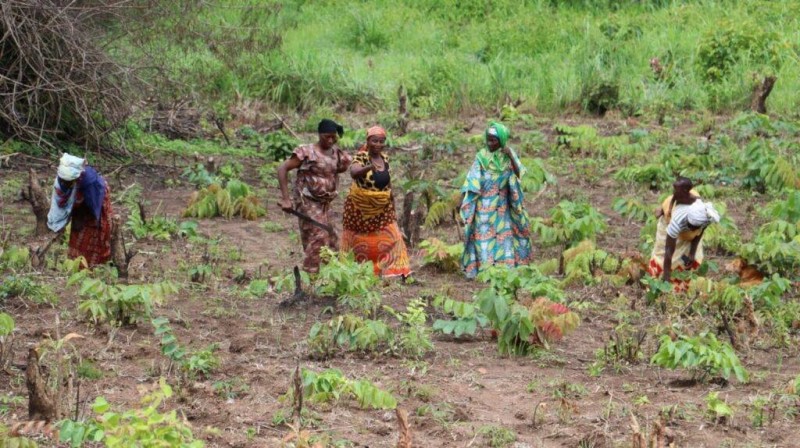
(317, 248), (381, 315)
(530, 200), (607, 249)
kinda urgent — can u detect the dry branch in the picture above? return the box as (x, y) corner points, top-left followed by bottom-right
(0, 0), (133, 148)
(148, 99), (203, 140)
(293, 364), (303, 424)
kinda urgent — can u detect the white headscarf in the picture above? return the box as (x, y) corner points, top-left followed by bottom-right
(57, 153), (85, 181)
(687, 199), (720, 227)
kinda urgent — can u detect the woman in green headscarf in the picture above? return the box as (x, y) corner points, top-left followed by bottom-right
(460, 121), (533, 278)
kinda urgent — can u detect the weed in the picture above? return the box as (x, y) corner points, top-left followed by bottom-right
(477, 424), (516, 447)
(705, 391), (734, 424)
(77, 360), (104, 380)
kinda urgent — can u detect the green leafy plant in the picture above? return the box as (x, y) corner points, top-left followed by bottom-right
(0, 245), (30, 271)
(317, 248), (381, 315)
(152, 317), (219, 379)
(384, 298), (434, 359)
(183, 180), (265, 220)
(0, 313), (13, 336)
(184, 345), (220, 379)
(58, 378), (204, 448)
(477, 264), (564, 302)
(261, 130), (299, 161)
(75, 277), (178, 325)
(431, 295), (489, 338)
(531, 200), (607, 248)
(297, 368), (397, 410)
(651, 331), (748, 383)
(418, 238), (463, 272)
(307, 314), (392, 358)
(0, 275), (57, 305)
(705, 391), (735, 423)
(612, 197), (651, 223)
(477, 424), (516, 448)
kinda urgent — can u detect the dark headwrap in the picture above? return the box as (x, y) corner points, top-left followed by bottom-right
(318, 119), (344, 137)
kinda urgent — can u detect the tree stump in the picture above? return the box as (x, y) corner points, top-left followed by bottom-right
(397, 84), (408, 136)
(110, 215), (129, 279)
(751, 75), (777, 114)
(26, 348), (59, 421)
(400, 191), (415, 248)
(396, 408), (413, 448)
(21, 169), (50, 236)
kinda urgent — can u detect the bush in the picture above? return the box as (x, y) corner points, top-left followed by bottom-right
(696, 21), (782, 83)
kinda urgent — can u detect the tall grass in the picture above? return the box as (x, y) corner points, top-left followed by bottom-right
(116, 0), (800, 117)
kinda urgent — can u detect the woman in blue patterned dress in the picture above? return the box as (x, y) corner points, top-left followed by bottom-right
(460, 121), (533, 278)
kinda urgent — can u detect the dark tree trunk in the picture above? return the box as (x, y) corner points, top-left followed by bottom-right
(751, 75), (776, 114)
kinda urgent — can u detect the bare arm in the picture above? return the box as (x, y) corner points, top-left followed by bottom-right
(503, 147), (521, 177)
(688, 228), (705, 262)
(662, 235), (677, 282)
(350, 162), (372, 179)
(277, 155), (302, 210)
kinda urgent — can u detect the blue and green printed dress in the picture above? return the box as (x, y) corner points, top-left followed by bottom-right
(460, 147), (533, 278)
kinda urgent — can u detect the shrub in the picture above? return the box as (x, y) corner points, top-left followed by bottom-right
(696, 22), (782, 83)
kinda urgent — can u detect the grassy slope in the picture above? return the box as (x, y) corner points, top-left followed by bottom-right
(124, 0), (800, 117)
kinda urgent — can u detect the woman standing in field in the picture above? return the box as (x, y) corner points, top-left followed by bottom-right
(47, 153), (113, 267)
(341, 126), (411, 278)
(648, 177), (720, 290)
(460, 121), (533, 278)
(277, 119), (352, 273)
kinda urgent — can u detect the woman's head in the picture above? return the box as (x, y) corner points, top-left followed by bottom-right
(317, 119), (344, 150)
(485, 121), (509, 152)
(672, 177), (694, 204)
(57, 153), (85, 184)
(366, 126), (386, 155)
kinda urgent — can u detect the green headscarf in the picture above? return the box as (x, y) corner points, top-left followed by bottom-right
(485, 121), (509, 148)
(476, 121), (511, 172)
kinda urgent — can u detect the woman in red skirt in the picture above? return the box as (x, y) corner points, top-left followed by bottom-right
(47, 153), (113, 267)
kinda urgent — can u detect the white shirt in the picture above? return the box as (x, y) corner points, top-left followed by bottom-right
(666, 204), (692, 239)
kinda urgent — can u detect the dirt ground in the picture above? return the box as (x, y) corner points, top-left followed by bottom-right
(1, 116), (798, 448)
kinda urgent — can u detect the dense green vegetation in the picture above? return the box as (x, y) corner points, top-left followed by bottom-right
(121, 0), (800, 117)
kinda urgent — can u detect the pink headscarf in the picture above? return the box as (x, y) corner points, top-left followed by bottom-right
(360, 126), (387, 152)
(368, 126), (386, 138)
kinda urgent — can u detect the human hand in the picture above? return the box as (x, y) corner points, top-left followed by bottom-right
(278, 198), (293, 212)
(655, 208), (664, 218)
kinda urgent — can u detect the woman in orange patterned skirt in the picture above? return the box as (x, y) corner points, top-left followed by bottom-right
(47, 153), (113, 267)
(341, 126), (411, 278)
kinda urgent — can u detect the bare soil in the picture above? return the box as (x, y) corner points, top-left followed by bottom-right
(1, 116), (798, 448)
